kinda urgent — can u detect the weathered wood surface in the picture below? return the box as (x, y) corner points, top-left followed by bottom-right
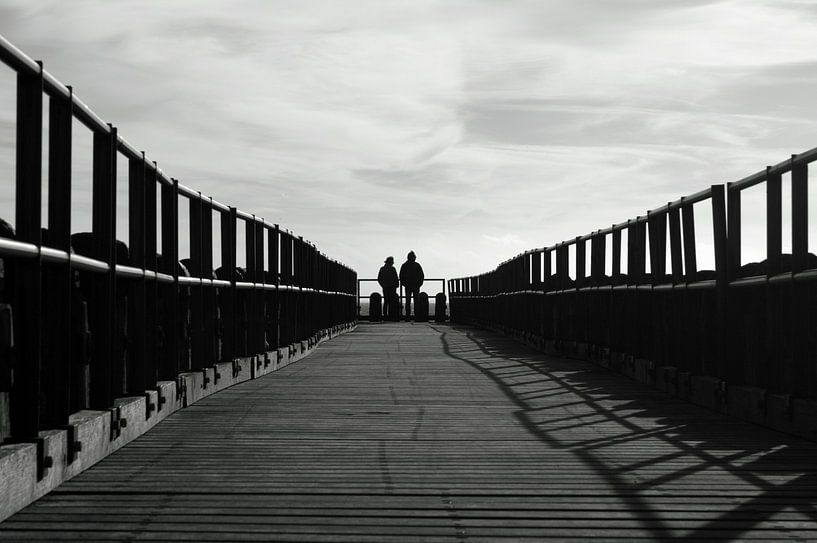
(3, 322), (817, 541)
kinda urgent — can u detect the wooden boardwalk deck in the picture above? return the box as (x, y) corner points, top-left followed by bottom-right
(3, 323), (817, 541)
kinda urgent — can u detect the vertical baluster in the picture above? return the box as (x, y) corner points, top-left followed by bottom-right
(159, 178), (179, 380)
(144, 163), (158, 393)
(127, 154), (146, 394)
(188, 194), (203, 370)
(219, 208), (236, 362)
(681, 204), (697, 282)
(712, 185), (728, 381)
(202, 199), (215, 365)
(42, 83), (72, 430)
(10, 62), (43, 445)
(791, 159), (810, 396)
(89, 126), (116, 409)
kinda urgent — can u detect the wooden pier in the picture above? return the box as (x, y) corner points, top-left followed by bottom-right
(3, 323), (817, 541)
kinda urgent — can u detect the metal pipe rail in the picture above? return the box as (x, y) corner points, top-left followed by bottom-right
(450, 146), (817, 402)
(0, 35), (358, 458)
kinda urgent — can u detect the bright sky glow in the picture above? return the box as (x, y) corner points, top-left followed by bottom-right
(1, 0), (817, 284)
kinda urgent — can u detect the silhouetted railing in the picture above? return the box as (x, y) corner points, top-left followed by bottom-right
(356, 278), (447, 320)
(450, 147), (817, 401)
(0, 37), (357, 451)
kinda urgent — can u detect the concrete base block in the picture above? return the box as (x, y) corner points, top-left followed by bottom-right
(66, 410), (112, 475)
(725, 385), (766, 425)
(620, 355), (637, 380)
(250, 354), (265, 379)
(790, 398), (817, 441)
(764, 393), (794, 434)
(114, 396), (151, 442)
(0, 391), (9, 443)
(655, 366), (677, 395)
(575, 342), (589, 360)
(179, 369), (210, 406)
(690, 375), (724, 412)
(278, 347), (291, 368)
(0, 442), (37, 521)
(633, 359), (654, 387)
(676, 372), (692, 401)
(766, 396), (817, 441)
(0, 321), (357, 522)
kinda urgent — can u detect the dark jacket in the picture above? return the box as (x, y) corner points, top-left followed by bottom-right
(378, 264), (398, 291)
(399, 260), (424, 289)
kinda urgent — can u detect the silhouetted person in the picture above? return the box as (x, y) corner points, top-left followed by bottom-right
(378, 256), (399, 321)
(399, 251), (424, 320)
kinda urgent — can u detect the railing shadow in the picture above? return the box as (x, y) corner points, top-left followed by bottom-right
(430, 323), (817, 540)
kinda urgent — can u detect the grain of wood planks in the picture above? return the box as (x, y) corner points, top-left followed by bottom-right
(2, 322), (817, 541)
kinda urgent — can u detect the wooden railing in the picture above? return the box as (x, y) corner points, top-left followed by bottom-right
(450, 147), (817, 401)
(0, 36), (357, 451)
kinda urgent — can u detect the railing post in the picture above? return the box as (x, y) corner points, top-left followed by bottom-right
(188, 193), (204, 370)
(576, 237), (586, 288)
(10, 61), (43, 443)
(88, 125), (117, 409)
(144, 162), (159, 392)
(42, 81), (73, 429)
(268, 224), (279, 350)
(126, 153), (147, 394)
(766, 167), (782, 275)
(159, 177), (179, 380)
(791, 158), (810, 396)
(244, 217), (257, 356)
(791, 159), (808, 274)
(611, 229), (621, 283)
(648, 210), (667, 281)
(543, 248), (552, 291)
(219, 207), (237, 362)
(681, 204), (697, 282)
(712, 184), (728, 381)
(726, 183), (741, 280)
(255, 219), (265, 353)
(202, 198), (216, 365)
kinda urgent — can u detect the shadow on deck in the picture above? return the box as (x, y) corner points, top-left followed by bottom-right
(2, 322), (817, 541)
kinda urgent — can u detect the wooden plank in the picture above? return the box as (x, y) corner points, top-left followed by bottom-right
(3, 323), (817, 540)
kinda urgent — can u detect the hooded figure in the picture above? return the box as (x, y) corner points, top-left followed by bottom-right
(378, 256), (399, 321)
(399, 251), (424, 319)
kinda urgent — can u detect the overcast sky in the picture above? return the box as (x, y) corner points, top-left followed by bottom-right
(1, 0), (817, 286)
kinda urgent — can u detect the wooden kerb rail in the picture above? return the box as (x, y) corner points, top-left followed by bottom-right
(451, 146), (817, 443)
(0, 35), (358, 520)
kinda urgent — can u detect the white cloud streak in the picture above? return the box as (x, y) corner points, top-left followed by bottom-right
(1, 0), (817, 278)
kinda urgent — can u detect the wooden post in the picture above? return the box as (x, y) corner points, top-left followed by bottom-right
(681, 204), (697, 282)
(88, 126), (116, 409)
(144, 163), (158, 390)
(42, 84), (73, 429)
(766, 167), (782, 275)
(158, 178), (179, 380)
(10, 62), (43, 441)
(712, 185), (729, 381)
(668, 206), (683, 283)
(127, 154), (147, 393)
(219, 208), (237, 362)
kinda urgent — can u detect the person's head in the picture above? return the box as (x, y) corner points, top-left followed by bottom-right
(384, 256), (394, 265)
(407, 251), (416, 262)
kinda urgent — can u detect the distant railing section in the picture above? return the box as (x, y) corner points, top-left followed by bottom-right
(0, 36), (357, 450)
(450, 146), (817, 401)
(357, 278), (447, 320)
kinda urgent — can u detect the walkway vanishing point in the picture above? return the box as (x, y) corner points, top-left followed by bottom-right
(4, 323), (817, 541)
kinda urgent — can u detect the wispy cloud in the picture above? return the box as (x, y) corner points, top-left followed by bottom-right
(483, 233), (527, 247)
(1, 0), (816, 278)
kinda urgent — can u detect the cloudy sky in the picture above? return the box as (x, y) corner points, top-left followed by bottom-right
(1, 0), (817, 287)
